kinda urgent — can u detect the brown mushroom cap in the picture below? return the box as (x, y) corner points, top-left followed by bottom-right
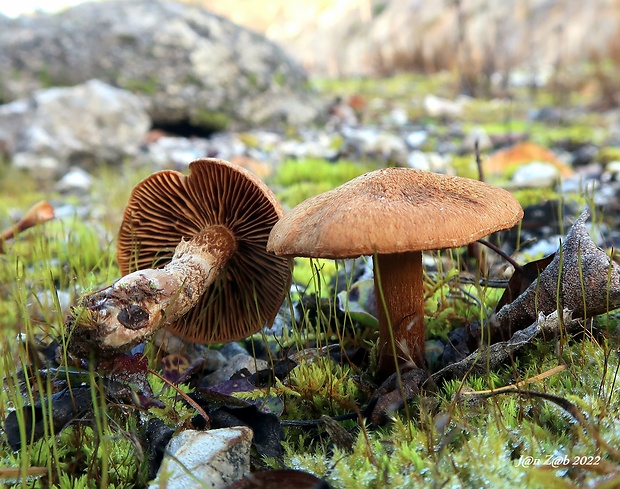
(117, 158), (291, 343)
(268, 167), (523, 258)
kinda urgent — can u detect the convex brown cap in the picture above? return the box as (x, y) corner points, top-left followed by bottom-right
(117, 158), (291, 343)
(268, 167), (524, 258)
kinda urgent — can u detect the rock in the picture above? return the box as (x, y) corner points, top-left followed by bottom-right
(341, 129), (407, 163)
(510, 161), (561, 187)
(462, 126), (492, 153)
(204, 353), (268, 385)
(406, 150), (431, 171)
(0, 0), (320, 131)
(143, 135), (213, 169)
(0, 99), (30, 155)
(11, 153), (61, 180)
(152, 330), (228, 372)
(218, 1), (620, 79)
(606, 160), (620, 178)
(151, 427), (252, 489)
(405, 150), (449, 173)
(55, 167), (93, 193)
(0, 80), (150, 175)
(385, 107), (408, 127)
(569, 143), (599, 167)
(404, 130), (428, 149)
(423, 94), (463, 119)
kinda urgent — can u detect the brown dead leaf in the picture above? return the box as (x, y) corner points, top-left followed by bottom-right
(490, 209), (620, 341)
(484, 141), (573, 177)
(495, 253), (555, 312)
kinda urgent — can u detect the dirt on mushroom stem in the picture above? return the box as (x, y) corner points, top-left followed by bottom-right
(66, 225), (236, 359)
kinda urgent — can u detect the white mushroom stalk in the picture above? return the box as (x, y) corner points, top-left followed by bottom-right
(68, 226), (235, 358)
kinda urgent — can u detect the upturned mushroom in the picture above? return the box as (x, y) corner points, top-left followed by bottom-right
(67, 158), (291, 358)
(0, 200), (55, 253)
(267, 167), (523, 376)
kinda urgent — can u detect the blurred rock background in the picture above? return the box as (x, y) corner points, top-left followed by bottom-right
(202, 0), (620, 94)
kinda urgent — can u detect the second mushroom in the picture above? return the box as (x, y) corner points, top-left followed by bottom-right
(267, 167), (523, 377)
(67, 158), (291, 359)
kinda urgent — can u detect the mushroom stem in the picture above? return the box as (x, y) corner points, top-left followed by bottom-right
(67, 225), (236, 358)
(375, 251), (425, 376)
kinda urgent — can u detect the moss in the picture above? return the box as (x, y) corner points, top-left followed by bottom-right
(271, 158), (380, 208)
(191, 109), (231, 132)
(237, 132), (261, 148)
(530, 120), (605, 147)
(599, 146), (620, 165)
(276, 340), (620, 488)
(449, 154), (479, 179)
(37, 68), (54, 89)
(271, 157), (379, 188)
(122, 75), (159, 95)
(289, 257), (338, 298)
(272, 70), (286, 87)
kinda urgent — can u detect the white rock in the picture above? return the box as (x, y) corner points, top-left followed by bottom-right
(1, 80), (151, 175)
(406, 150), (431, 171)
(56, 167), (93, 193)
(371, 132), (407, 161)
(606, 160), (620, 176)
(406, 151), (449, 173)
(404, 130), (428, 149)
(151, 427), (252, 489)
(386, 107), (408, 127)
(12, 153), (61, 179)
(462, 126), (492, 152)
(511, 161), (560, 187)
(423, 94), (463, 118)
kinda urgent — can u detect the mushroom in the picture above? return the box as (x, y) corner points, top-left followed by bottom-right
(67, 158), (291, 358)
(267, 167), (523, 376)
(0, 200), (55, 253)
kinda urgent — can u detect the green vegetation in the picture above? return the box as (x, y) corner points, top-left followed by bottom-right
(270, 157), (380, 208)
(122, 75), (159, 95)
(2, 69), (620, 488)
(191, 109), (231, 132)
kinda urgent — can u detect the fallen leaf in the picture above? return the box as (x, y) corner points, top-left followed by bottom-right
(366, 368), (428, 426)
(225, 469), (330, 489)
(484, 141), (573, 177)
(191, 389), (284, 458)
(337, 278), (378, 328)
(495, 253), (555, 312)
(4, 387), (92, 450)
(432, 309), (577, 381)
(490, 209), (620, 341)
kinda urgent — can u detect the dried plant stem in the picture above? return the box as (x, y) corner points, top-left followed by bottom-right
(477, 238), (524, 274)
(67, 226), (235, 358)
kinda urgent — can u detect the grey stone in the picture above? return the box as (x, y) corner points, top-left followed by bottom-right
(204, 353), (268, 385)
(404, 130), (428, 149)
(0, 80), (150, 174)
(151, 427), (252, 489)
(0, 0), (320, 131)
(511, 161), (560, 187)
(462, 126), (492, 153)
(55, 167), (93, 193)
